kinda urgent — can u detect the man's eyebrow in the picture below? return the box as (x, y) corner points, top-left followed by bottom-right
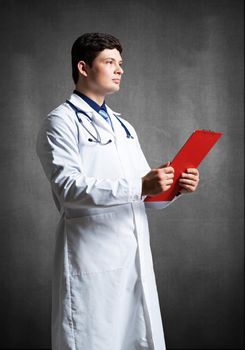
(103, 57), (123, 63)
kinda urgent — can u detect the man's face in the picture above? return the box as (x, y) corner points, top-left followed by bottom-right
(84, 48), (124, 96)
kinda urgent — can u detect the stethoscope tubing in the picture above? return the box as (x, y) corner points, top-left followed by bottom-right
(66, 100), (133, 145)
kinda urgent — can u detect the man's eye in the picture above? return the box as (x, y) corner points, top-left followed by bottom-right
(106, 61), (113, 64)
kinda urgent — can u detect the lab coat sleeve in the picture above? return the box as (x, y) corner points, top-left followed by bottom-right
(36, 113), (142, 209)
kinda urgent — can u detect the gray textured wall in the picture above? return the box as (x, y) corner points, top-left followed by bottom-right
(0, 0), (243, 348)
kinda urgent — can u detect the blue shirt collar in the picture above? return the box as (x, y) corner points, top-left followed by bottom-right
(73, 90), (107, 113)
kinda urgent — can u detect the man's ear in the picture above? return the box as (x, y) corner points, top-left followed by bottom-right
(77, 61), (89, 77)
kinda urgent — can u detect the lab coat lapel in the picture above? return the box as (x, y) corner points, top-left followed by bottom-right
(91, 110), (115, 137)
(68, 93), (117, 137)
(105, 104), (124, 138)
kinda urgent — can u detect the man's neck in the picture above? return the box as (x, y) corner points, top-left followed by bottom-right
(75, 85), (105, 106)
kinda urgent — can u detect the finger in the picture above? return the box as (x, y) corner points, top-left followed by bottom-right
(180, 173), (199, 181)
(161, 177), (174, 184)
(187, 168), (199, 175)
(179, 183), (196, 192)
(179, 178), (197, 186)
(163, 166), (174, 174)
(158, 168), (174, 179)
(162, 184), (172, 191)
(165, 173), (174, 179)
(157, 161), (171, 169)
(160, 179), (174, 186)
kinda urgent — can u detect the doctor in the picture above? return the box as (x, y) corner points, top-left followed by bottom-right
(36, 33), (199, 350)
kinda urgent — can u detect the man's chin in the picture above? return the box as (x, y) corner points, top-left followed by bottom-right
(105, 86), (120, 95)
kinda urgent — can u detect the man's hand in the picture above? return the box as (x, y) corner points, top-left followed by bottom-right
(178, 168), (199, 194)
(141, 162), (174, 196)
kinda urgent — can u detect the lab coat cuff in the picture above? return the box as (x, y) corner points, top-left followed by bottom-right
(144, 192), (183, 209)
(128, 177), (143, 202)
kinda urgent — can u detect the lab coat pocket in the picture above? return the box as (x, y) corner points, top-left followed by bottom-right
(65, 212), (124, 275)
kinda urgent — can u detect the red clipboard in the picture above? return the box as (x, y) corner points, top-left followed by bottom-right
(144, 129), (223, 202)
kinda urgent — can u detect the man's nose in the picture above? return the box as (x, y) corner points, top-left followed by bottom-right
(115, 65), (124, 75)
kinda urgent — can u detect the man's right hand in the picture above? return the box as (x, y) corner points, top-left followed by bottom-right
(141, 162), (174, 197)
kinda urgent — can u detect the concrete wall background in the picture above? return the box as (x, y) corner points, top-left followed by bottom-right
(0, 0), (243, 348)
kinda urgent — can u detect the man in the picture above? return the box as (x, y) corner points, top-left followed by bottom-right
(36, 33), (199, 350)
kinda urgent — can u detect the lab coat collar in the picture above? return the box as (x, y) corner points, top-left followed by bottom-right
(68, 93), (121, 116)
(68, 93), (121, 137)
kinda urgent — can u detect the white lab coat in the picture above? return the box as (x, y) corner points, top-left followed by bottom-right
(36, 93), (179, 350)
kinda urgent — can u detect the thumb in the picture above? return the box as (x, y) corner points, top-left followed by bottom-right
(157, 161), (171, 169)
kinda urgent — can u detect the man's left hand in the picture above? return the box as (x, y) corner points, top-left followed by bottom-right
(178, 168), (200, 194)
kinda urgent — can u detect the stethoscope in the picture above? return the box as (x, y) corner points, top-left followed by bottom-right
(66, 100), (134, 145)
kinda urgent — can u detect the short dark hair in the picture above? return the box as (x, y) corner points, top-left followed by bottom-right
(71, 32), (123, 84)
